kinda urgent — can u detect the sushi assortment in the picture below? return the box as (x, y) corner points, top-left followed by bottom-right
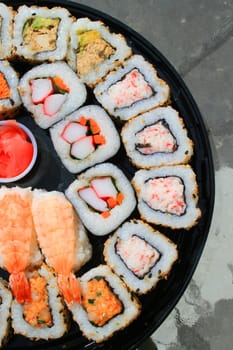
(0, 2), (202, 348)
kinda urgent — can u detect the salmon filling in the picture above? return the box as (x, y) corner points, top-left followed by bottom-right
(0, 72), (10, 99)
(116, 235), (160, 278)
(135, 119), (177, 155)
(23, 272), (53, 328)
(107, 69), (153, 109)
(77, 30), (115, 77)
(142, 176), (186, 216)
(82, 277), (123, 326)
(23, 17), (60, 53)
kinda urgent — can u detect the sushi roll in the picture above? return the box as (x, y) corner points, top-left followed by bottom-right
(94, 55), (170, 121)
(104, 220), (178, 294)
(13, 5), (73, 62)
(0, 278), (12, 348)
(0, 61), (21, 120)
(65, 163), (136, 236)
(11, 264), (69, 340)
(68, 265), (141, 343)
(50, 105), (121, 174)
(121, 106), (193, 168)
(132, 165), (201, 229)
(67, 17), (132, 86)
(0, 3), (14, 60)
(19, 61), (87, 129)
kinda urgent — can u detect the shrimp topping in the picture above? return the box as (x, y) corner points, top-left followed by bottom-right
(32, 191), (81, 305)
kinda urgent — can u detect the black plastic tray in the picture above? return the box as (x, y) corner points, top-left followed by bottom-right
(2, 1), (215, 349)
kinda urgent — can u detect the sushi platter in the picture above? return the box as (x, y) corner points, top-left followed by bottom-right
(0, 0), (214, 349)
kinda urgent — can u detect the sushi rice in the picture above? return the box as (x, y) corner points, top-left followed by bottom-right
(121, 106), (193, 168)
(132, 165), (201, 229)
(65, 163), (137, 236)
(0, 278), (12, 348)
(50, 105), (121, 174)
(68, 265), (141, 343)
(104, 220), (178, 294)
(13, 5), (73, 62)
(67, 17), (132, 86)
(0, 3), (14, 60)
(94, 54), (170, 121)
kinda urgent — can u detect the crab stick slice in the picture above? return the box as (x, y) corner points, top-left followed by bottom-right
(43, 93), (66, 116)
(70, 136), (95, 159)
(30, 78), (53, 104)
(78, 187), (108, 212)
(91, 177), (118, 199)
(61, 122), (88, 144)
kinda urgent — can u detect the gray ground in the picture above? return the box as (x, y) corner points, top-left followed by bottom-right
(71, 1), (233, 349)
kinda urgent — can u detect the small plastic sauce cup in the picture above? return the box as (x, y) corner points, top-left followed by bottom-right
(0, 120), (38, 183)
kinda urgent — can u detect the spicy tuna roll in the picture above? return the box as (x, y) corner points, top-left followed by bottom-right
(94, 55), (170, 121)
(121, 106), (193, 168)
(13, 5), (73, 62)
(132, 165), (201, 229)
(65, 163), (136, 236)
(11, 264), (69, 340)
(0, 4), (14, 60)
(19, 61), (86, 129)
(67, 17), (132, 86)
(0, 61), (21, 119)
(104, 220), (178, 294)
(0, 278), (12, 348)
(50, 105), (121, 174)
(68, 265), (141, 343)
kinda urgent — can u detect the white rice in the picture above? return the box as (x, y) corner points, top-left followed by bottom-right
(0, 278), (12, 348)
(94, 55), (170, 121)
(0, 60), (21, 119)
(19, 61), (87, 129)
(0, 3), (14, 59)
(11, 264), (69, 340)
(121, 106), (193, 168)
(65, 163), (137, 236)
(67, 17), (132, 86)
(13, 5), (73, 62)
(50, 105), (121, 174)
(68, 265), (141, 343)
(132, 165), (201, 229)
(104, 220), (178, 294)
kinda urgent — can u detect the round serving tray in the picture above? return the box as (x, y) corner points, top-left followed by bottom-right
(1, 1), (215, 349)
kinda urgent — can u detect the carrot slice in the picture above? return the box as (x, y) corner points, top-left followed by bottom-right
(106, 196), (118, 208)
(89, 119), (100, 134)
(53, 76), (70, 92)
(79, 116), (87, 126)
(0, 72), (10, 99)
(100, 211), (111, 219)
(117, 192), (124, 205)
(93, 134), (106, 145)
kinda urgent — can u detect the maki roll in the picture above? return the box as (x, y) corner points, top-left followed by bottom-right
(11, 264), (69, 340)
(13, 5), (73, 62)
(0, 3), (14, 60)
(67, 17), (132, 86)
(132, 165), (201, 229)
(0, 278), (12, 348)
(68, 265), (141, 343)
(65, 163), (136, 236)
(104, 220), (178, 294)
(94, 55), (170, 121)
(121, 106), (193, 168)
(0, 61), (21, 119)
(19, 61), (87, 129)
(50, 105), (121, 174)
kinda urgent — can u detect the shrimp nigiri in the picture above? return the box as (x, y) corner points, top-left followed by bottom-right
(32, 190), (82, 305)
(0, 187), (36, 304)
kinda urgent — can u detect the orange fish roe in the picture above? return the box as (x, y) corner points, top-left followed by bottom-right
(23, 273), (52, 328)
(0, 72), (10, 99)
(82, 277), (122, 326)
